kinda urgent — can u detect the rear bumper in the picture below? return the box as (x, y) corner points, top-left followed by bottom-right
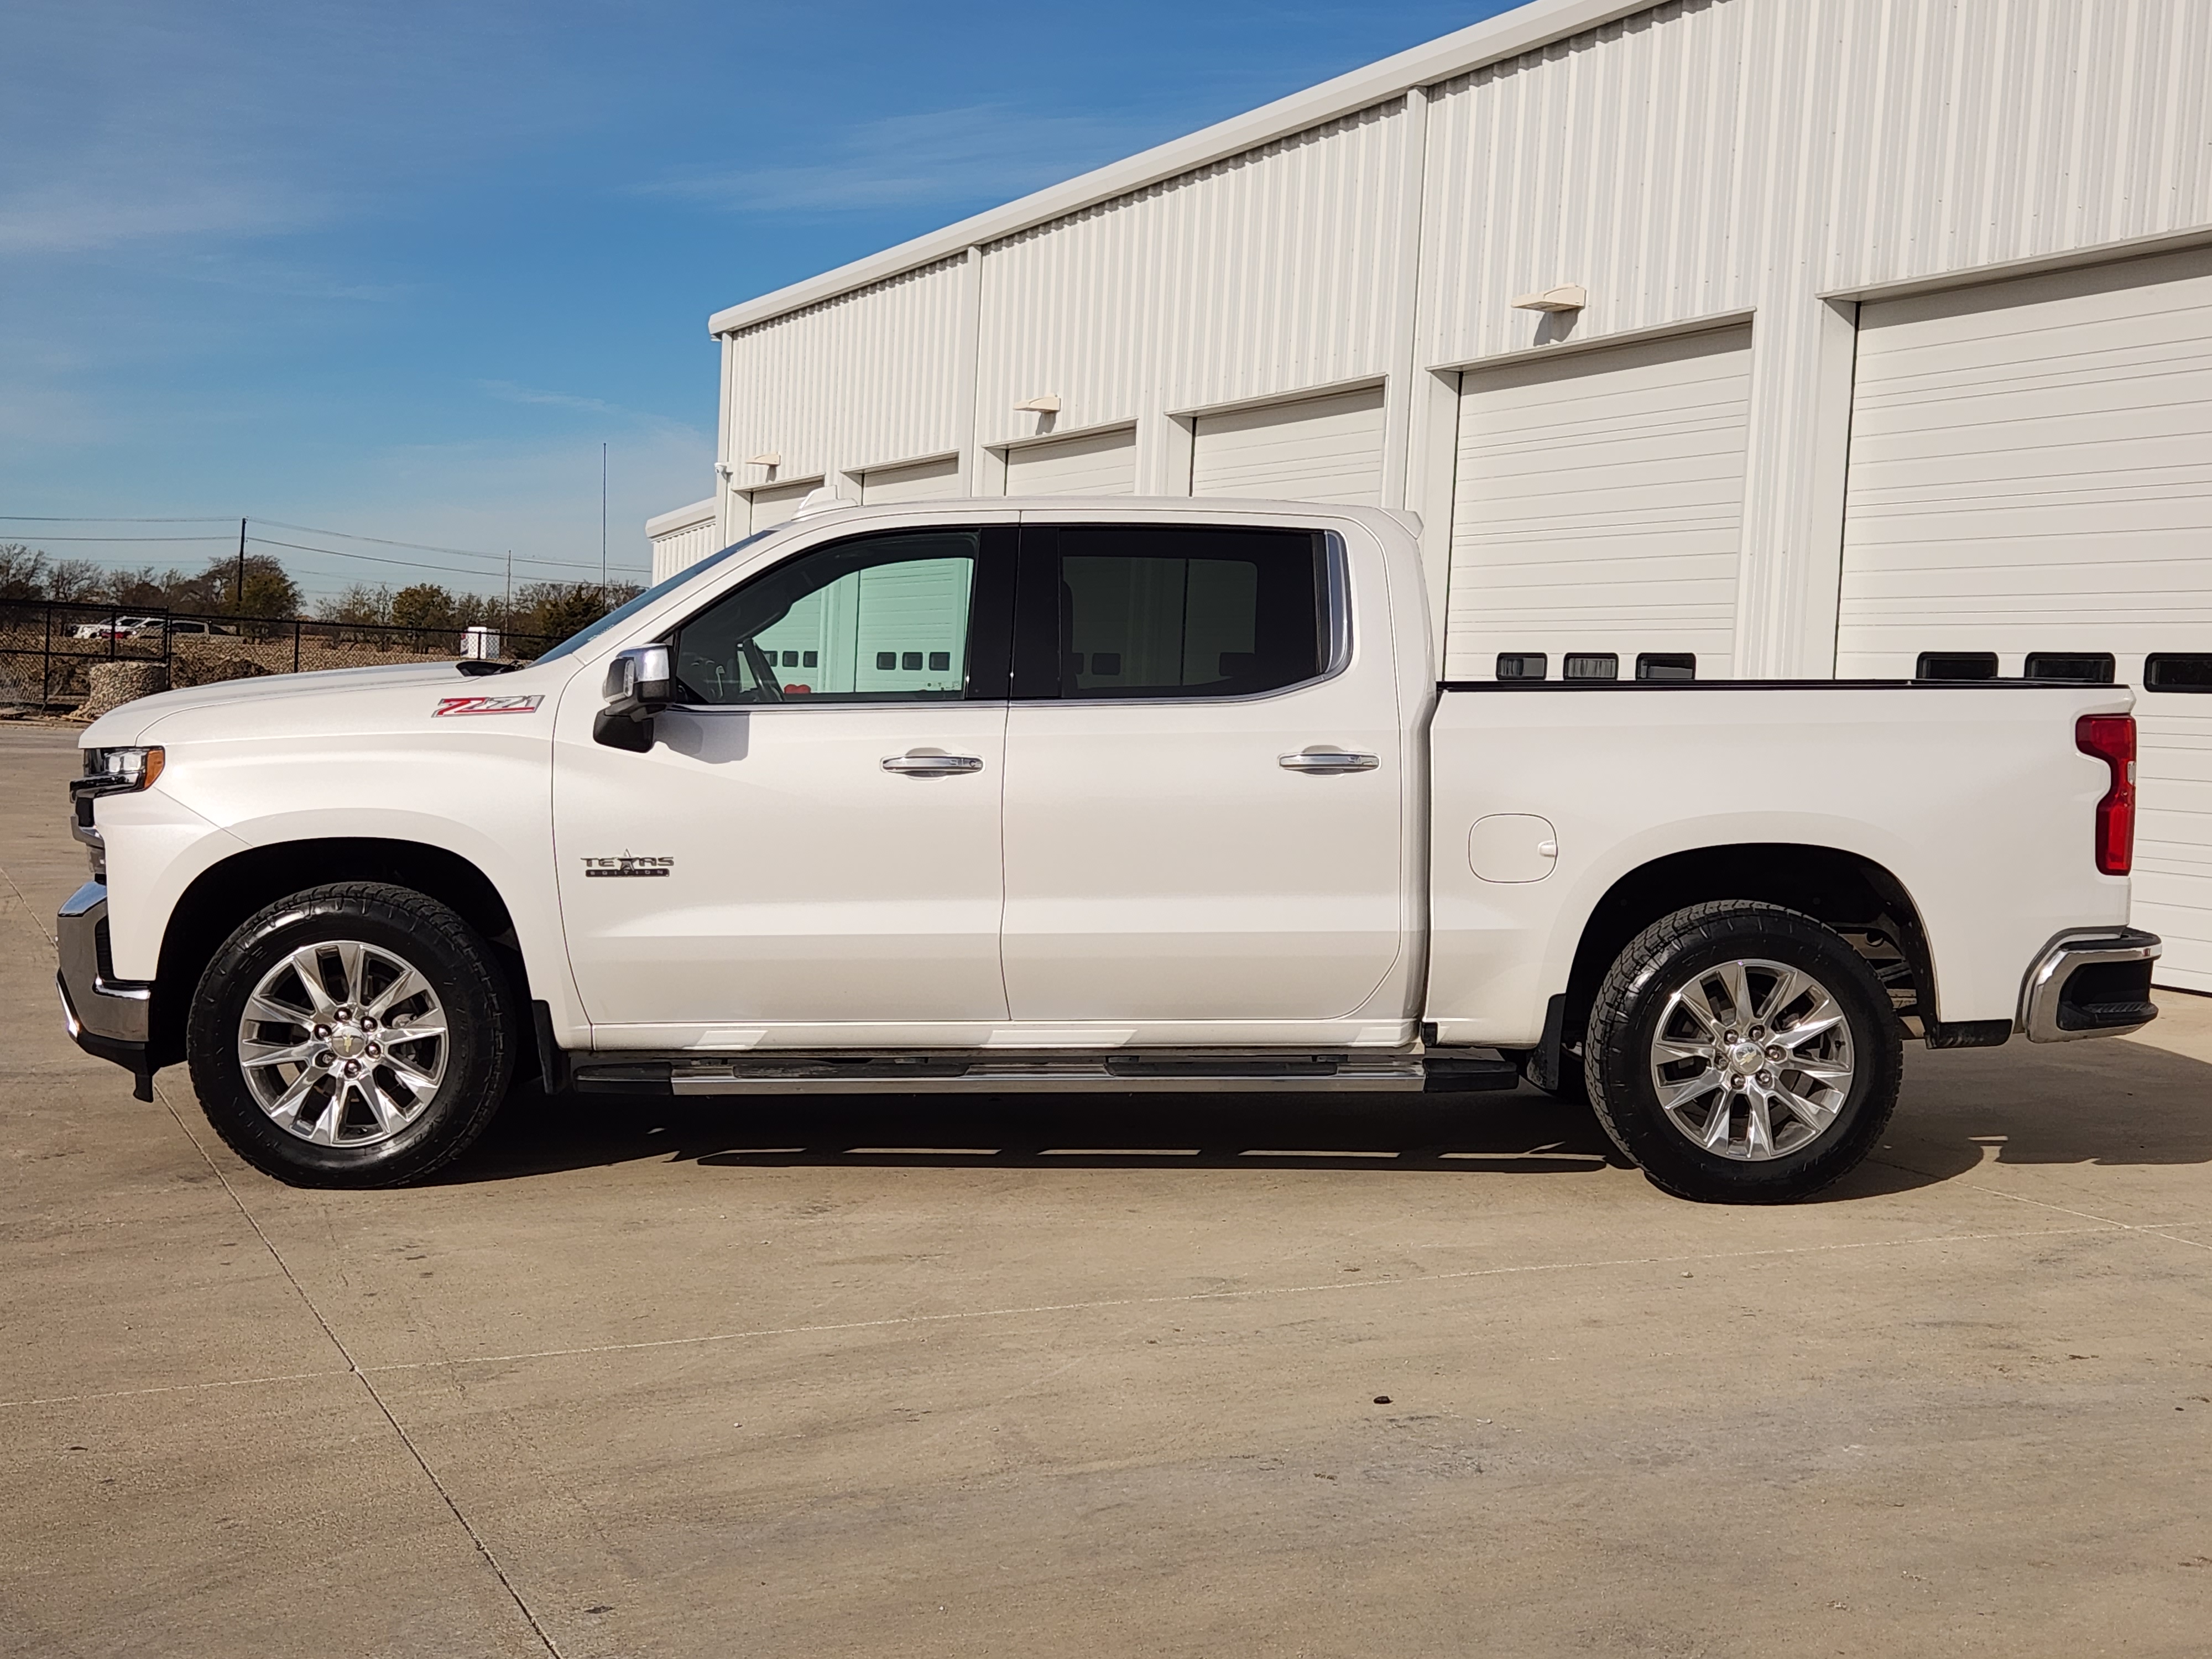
(56, 881), (155, 1099)
(2020, 927), (2161, 1043)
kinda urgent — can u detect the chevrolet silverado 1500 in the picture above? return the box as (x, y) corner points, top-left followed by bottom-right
(59, 499), (2161, 1201)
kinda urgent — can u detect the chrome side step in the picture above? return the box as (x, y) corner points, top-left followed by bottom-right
(570, 1050), (1519, 1097)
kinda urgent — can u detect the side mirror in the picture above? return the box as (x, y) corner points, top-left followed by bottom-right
(594, 644), (673, 752)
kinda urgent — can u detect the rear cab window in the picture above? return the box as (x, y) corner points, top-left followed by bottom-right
(1013, 525), (1328, 700)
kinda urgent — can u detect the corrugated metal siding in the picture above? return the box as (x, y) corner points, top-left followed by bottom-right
(1190, 384), (1387, 504)
(709, 0), (2212, 671)
(648, 507), (721, 584)
(723, 256), (968, 490)
(2138, 695), (2212, 992)
(859, 454), (963, 504)
(1446, 325), (1752, 680)
(1834, 246), (2212, 990)
(1001, 427), (1139, 494)
(1417, 0), (2212, 672)
(1421, 0), (2212, 364)
(975, 102), (1413, 451)
(1835, 247), (2212, 671)
(745, 478), (823, 533)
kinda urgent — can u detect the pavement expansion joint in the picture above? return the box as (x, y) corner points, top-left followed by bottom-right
(150, 1074), (570, 1659)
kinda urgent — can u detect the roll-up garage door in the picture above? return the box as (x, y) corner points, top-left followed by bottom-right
(746, 478), (821, 531)
(1444, 325), (1751, 682)
(1835, 246), (2212, 992)
(1191, 384), (1386, 505)
(859, 454), (962, 504)
(1003, 426), (1137, 495)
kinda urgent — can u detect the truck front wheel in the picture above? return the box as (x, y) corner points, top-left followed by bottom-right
(1583, 901), (1901, 1203)
(185, 883), (516, 1187)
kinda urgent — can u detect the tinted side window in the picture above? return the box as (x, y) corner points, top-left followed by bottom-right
(2146, 653), (2212, 692)
(1916, 651), (1999, 681)
(672, 531), (979, 705)
(1026, 526), (1324, 700)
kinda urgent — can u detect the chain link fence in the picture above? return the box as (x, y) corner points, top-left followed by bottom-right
(0, 603), (562, 712)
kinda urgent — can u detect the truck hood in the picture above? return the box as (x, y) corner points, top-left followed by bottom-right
(80, 661), (524, 747)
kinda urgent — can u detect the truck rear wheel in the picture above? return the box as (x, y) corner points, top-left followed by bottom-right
(1583, 901), (1901, 1203)
(185, 883), (515, 1187)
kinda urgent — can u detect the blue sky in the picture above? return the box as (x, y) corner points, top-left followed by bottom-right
(1, 1), (1515, 602)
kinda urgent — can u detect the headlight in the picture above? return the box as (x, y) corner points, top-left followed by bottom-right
(75, 746), (165, 797)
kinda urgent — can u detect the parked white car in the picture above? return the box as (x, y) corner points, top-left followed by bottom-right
(68, 615), (160, 640)
(137, 618), (237, 639)
(59, 500), (2159, 1201)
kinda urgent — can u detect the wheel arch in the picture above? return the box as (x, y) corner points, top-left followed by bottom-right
(1533, 843), (1939, 1086)
(151, 838), (531, 1071)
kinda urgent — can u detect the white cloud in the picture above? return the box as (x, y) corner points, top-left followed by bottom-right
(647, 103), (1157, 215)
(0, 180), (317, 256)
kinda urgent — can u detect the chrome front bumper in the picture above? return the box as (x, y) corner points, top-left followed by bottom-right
(56, 880), (155, 1099)
(2020, 928), (2161, 1044)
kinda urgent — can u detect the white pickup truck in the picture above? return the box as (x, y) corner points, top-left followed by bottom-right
(59, 499), (2161, 1202)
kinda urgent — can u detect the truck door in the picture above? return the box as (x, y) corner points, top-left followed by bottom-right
(551, 525), (1015, 1032)
(997, 522), (1405, 1026)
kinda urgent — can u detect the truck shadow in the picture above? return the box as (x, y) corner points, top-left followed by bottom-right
(452, 1084), (1624, 1181)
(446, 1027), (2212, 1196)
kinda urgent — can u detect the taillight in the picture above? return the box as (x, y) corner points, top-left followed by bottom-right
(2075, 714), (2136, 876)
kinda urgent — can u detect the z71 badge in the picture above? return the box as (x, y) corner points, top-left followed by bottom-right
(434, 695), (543, 716)
(583, 855), (675, 878)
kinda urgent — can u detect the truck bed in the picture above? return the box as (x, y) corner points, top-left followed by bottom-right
(1422, 678), (2135, 1047)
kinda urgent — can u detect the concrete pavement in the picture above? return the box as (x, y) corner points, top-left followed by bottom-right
(4, 720), (2209, 1657)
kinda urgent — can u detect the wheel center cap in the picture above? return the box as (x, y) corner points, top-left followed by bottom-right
(1726, 1041), (1764, 1076)
(330, 1031), (366, 1058)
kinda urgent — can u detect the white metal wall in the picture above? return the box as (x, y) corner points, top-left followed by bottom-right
(702, 0), (2212, 675)
(744, 478), (821, 533)
(721, 257), (969, 510)
(1001, 427), (1139, 495)
(647, 499), (719, 584)
(1190, 384), (1387, 505)
(677, 0), (2212, 985)
(975, 101), (1413, 476)
(1835, 247), (2212, 989)
(1418, 0), (2212, 675)
(1445, 325), (1751, 680)
(859, 455), (962, 504)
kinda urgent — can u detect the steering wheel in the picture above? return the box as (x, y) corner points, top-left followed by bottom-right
(740, 638), (786, 703)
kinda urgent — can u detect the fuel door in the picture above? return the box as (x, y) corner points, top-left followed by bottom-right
(1469, 813), (1559, 884)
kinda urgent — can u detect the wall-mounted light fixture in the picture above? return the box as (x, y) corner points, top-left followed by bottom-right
(1013, 395), (1061, 414)
(1512, 284), (1587, 312)
(747, 450), (784, 467)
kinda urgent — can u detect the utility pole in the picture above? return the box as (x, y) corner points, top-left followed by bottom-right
(236, 518), (247, 614)
(600, 442), (608, 596)
(504, 550), (512, 633)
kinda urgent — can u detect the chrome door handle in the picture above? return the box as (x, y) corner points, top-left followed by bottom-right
(881, 753), (985, 776)
(1279, 749), (1379, 774)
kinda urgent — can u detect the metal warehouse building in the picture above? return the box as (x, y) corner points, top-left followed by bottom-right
(650, 0), (2212, 990)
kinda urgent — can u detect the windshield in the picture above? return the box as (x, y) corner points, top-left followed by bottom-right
(532, 526), (779, 667)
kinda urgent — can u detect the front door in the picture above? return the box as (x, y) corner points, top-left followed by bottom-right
(998, 521), (1405, 1026)
(553, 525), (1014, 1036)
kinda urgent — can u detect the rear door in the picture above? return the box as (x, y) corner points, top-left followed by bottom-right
(997, 520), (1404, 1026)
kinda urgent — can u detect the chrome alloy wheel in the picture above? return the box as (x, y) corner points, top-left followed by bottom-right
(236, 940), (448, 1146)
(1647, 957), (1855, 1162)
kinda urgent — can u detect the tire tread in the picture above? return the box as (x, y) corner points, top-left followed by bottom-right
(1584, 901), (1902, 1203)
(185, 882), (513, 1187)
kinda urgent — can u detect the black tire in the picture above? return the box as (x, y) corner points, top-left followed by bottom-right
(186, 883), (516, 1187)
(1584, 901), (1901, 1203)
